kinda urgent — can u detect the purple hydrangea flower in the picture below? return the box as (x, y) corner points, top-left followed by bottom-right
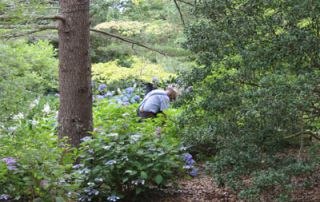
(125, 87), (134, 94)
(134, 95), (140, 102)
(2, 157), (16, 165)
(98, 84), (107, 91)
(122, 101), (130, 106)
(7, 165), (17, 171)
(183, 153), (193, 162)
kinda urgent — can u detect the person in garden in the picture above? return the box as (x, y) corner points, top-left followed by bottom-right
(137, 86), (177, 118)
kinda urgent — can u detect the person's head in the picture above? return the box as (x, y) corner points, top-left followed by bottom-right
(166, 86), (178, 101)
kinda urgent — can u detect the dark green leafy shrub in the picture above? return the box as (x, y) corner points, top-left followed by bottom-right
(179, 0), (320, 200)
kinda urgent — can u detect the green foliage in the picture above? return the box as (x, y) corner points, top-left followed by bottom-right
(179, 0), (320, 200)
(0, 40), (58, 122)
(74, 102), (184, 201)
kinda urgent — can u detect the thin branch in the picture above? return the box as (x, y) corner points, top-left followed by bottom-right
(284, 130), (320, 141)
(1, 25), (168, 56)
(176, 0), (194, 6)
(0, 15), (65, 22)
(173, 0), (186, 27)
(238, 79), (261, 87)
(0, 25), (57, 29)
(90, 28), (167, 56)
(36, 15), (66, 23)
(1, 26), (57, 39)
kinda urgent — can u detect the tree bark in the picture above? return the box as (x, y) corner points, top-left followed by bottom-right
(58, 0), (92, 147)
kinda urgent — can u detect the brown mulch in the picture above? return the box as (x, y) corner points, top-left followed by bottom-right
(145, 166), (320, 202)
(150, 173), (238, 202)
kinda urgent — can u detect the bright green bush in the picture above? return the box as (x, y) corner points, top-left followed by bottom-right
(0, 40), (58, 122)
(74, 102), (185, 201)
(92, 56), (175, 88)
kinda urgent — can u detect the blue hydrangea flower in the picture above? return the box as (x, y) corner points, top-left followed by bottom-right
(105, 91), (113, 97)
(134, 95), (140, 102)
(72, 164), (84, 169)
(183, 153), (193, 162)
(80, 136), (92, 142)
(115, 97), (122, 103)
(189, 168), (199, 177)
(96, 95), (105, 99)
(105, 160), (117, 166)
(0, 194), (10, 200)
(186, 159), (195, 166)
(183, 165), (192, 169)
(122, 96), (129, 102)
(98, 84), (107, 91)
(125, 87), (134, 94)
(107, 195), (120, 201)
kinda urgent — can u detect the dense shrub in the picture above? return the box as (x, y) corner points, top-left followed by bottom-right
(74, 102), (185, 201)
(178, 0), (320, 200)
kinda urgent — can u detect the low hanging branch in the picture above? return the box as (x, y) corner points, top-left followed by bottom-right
(90, 28), (167, 56)
(0, 25), (58, 39)
(284, 130), (320, 141)
(173, 0), (186, 27)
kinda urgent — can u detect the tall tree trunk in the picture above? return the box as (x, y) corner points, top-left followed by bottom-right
(58, 0), (92, 147)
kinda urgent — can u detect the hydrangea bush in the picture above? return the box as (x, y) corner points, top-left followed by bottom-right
(74, 103), (185, 201)
(0, 101), (77, 202)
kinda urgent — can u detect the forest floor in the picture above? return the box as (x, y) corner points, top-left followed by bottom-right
(148, 161), (320, 202)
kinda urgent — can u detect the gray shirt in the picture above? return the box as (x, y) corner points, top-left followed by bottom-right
(139, 90), (170, 113)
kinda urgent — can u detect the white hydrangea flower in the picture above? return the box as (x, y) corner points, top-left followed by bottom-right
(29, 97), (40, 109)
(31, 120), (38, 125)
(8, 127), (17, 132)
(12, 113), (24, 120)
(42, 103), (51, 114)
